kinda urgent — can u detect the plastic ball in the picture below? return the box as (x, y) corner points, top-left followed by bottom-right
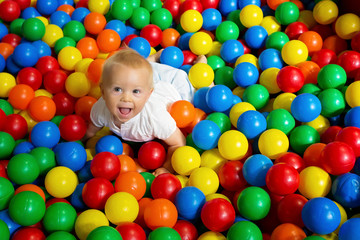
(0, 1), (21, 22)
(298, 166), (331, 199)
(128, 37), (151, 58)
(137, 141), (166, 170)
(2, 114), (28, 140)
(281, 40), (308, 66)
(275, 2), (299, 25)
(43, 69), (67, 94)
(7, 153), (39, 185)
(55, 36), (77, 55)
(244, 25), (268, 49)
(95, 135), (123, 155)
(45, 166), (78, 198)
(13, 42), (39, 67)
(313, 0), (338, 25)
(345, 106), (360, 128)
(11, 227), (46, 240)
(159, 46), (184, 68)
(335, 127), (360, 157)
(115, 171), (146, 200)
(298, 31), (323, 56)
(237, 110), (266, 139)
(332, 173), (360, 209)
(53, 92), (76, 116)
(59, 115), (87, 142)
(218, 160), (247, 191)
(201, 8), (222, 31)
(317, 64), (347, 89)
(75, 96), (97, 122)
(237, 186), (271, 221)
(284, 21), (308, 41)
(86, 226), (122, 240)
(96, 29), (121, 53)
(266, 163), (300, 195)
(290, 93), (321, 123)
(151, 173), (181, 202)
(104, 192), (139, 225)
(338, 218), (360, 240)
(169, 100), (195, 129)
(205, 85), (232, 112)
(258, 48), (284, 71)
(0, 132), (15, 160)
(266, 31), (289, 51)
(58, 46), (82, 71)
(42, 202), (77, 232)
(30, 146), (56, 176)
(200, 148), (227, 172)
(227, 221), (262, 240)
(258, 129), (289, 159)
(116, 222), (146, 240)
(139, 24), (162, 47)
(229, 102), (256, 128)
(161, 28), (180, 48)
(82, 177), (114, 209)
(129, 7), (151, 30)
(189, 32), (213, 56)
(277, 194), (308, 227)
(259, 68), (281, 94)
(275, 152), (305, 173)
(7, 84), (34, 110)
(0, 177), (14, 211)
(318, 88), (346, 118)
(173, 220), (198, 240)
(46, 231), (77, 240)
(22, 17), (46, 42)
(150, 8), (172, 31)
(242, 154), (273, 187)
(144, 198), (178, 230)
(189, 63), (214, 88)
(276, 66), (304, 93)
(192, 120), (221, 150)
(180, 9), (203, 33)
(335, 13), (360, 40)
(215, 20), (240, 43)
(75, 209), (109, 240)
(0, 73), (16, 98)
(148, 227), (181, 240)
(110, 0), (133, 21)
(242, 84), (270, 110)
(270, 223), (307, 240)
(171, 146), (201, 175)
(337, 50), (360, 79)
(188, 167), (219, 196)
(175, 186), (206, 221)
(201, 198), (235, 232)
(240, 4), (263, 28)
(90, 151), (120, 181)
(217, 130), (248, 160)
(260, 16), (281, 35)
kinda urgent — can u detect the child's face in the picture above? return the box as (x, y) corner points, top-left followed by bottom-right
(101, 65), (153, 124)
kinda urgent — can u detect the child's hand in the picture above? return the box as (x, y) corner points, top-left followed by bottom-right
(153, 167), (170, 177)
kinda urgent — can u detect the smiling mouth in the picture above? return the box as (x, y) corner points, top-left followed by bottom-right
(118, 107), (132, 116)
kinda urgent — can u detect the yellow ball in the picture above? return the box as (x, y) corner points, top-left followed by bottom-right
(240, 5), (263, 28)
(180, 10), (203, 33)
(198, 231), (226, 240)
(75, 58), (94, 73)
(304, 115), (330, 135)
(259, 67), (281, 94)
(335, 13), (360, 40)
(42, 24), (64, 48)
(36, 16), (49, 26)
(58, 46), (83, 71)
(260, 16), (281, 35)
(206, 41), (222, 57)
(273, 92), (296, 113)
(298, 166), (332, 199)
(281, 40), (308, 66)
(313, 0), (338, 25)
(206, 193), (231, 203)
(176, 175), (189, 188)
(189, 32), (213, 55)
(235, 54), (259, 69)
(0, 73), (16, 98)
(19, 110), (38, 132)
(65, 72), (91, 98)
(105, 192), (139, 225)
(218, 130), (248, 161)
(188, 63), (214, 88)
(88, 0), (110, 15)
(75, 209), (109, 240)
(88, 84), (102, 99)
(345, 81), (360, 108)
(200, 148), (227, 172)
(45, 166), (78, 198)
(188, 167), (219, 196)
(172, 146), (201, 176)
(229, 102), (256, 127)
(334, 201), (347, 234)
(34, 89), (53, 98)
(258, 129), (289, 159)
(298, 10), (317, 29)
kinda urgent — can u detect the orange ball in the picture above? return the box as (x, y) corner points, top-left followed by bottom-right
(84, 12), (107, 35)
(184, 108), (207, 133)
(323, 35), (348, 55)
(169, 100), (196, 128)
(0, 42), (14, 60)
(97, 29), (121, 53)
(270, 223), (307, 240)
(296, 61), (320, 85)
(87, 58), (105, 84)
(135, 197), (153, 228)
(267, 0), (290, 10)
(143, 198), (178, 230)
(114, 171), (146, 200)
(76, 37), (99, 59)
(121, 142), (134, 158)
(57, 4), (75, 16)
(75, 96), (97, 121)
(28, 96), (56, 122)
(303, 142), (326, 167)
(161, 28), (180, 48)
(14, 184), (46, 202)
(118, 155), (137, 174)
(298, 31), (323, 56)
(8, 84), (35, 110)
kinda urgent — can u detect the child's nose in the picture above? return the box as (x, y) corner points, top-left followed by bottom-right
(121, 92), (132, 102)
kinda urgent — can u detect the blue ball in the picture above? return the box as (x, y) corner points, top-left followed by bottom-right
(218, 0), (238, 16)
(105, 20), (127, 41)
(338, 218), (360, 240)
(160, 46), (184, 68)
(233, 62), (259, 88)
(179, 64), (192, 74)
(220, 39), (244, 63)
(237, 110), (267, 139)
(202, 8), (222, 31)
(70, 182), (87, 210)
(258, 48), (284, 70)
(345, 106), (360, 128)
(71, 7), (90, 23)
(238, 0), (261, 8)
(192, 120), (221, 150)
(244, 25), (268, 49)
(125, 25), (140, 37)
(36, 0), (59, 16)
(55, 142), (87, 172)
(50, 10), (72, 29)
(206, 85), (233, 112)
(95, 135), (123, 155)
(177, 32), (194, 50)
(0, 210), (21, 235)
(175, 186), (206, 221)
(332, 173), (360, 208)
(77, 161), (93, 183)
(13, 43), (39, 67)
(193, 87), (213, 114)
(291, 93), (322, 123)
(5, 55), (22, 75)
(0, 54), (5, 73)
(242, 154), (273, 186)
(21, 7), (41, 19)
(31, 121), (61, 148)
(58, 0), (74, 5)
(222, 94), (242, 116)
(301, 197), (341, 235)
(128, 37), (151, 58)
(13, 141), (35, 155)
(32, 40), (52, 58)
(0, 23), (8, 41)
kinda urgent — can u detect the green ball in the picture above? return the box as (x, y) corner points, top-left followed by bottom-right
(0, 132), (15, 160)
(237, 186), (271, 221)
(22, 18), (46, 41)
(275, 2), (300, 25)
(0, 177), (14, 211)
(9, 18), (25, 36)
(290, 125), (320, 155)
(87, 226), (122, 240)
(51, 115), (65, 126)
(46, 231), (77, 240)
(30, 147), (56, 176)
(140, 172), (155, 198)
(317, 64), (347, 89)
(150, 8), (173, 31)
(215, 21), (240, 43)
(266, 109), (295, 135)
(227, 221), (262, 240)
(148, 227), (181, 240)
(186, 133), (204, 155)
(141, 0), (162, 13)
(129, 7), (150, 30)
(129, 0), (140, 8)
(207, 55), (226, 71)
(0, 99), (14, 115)
(111, 0), (134, 21)
(63, 20), (86, 42)
(242, 84), (270, 110)
(43, 202), (77, 233)
(318, 88), (346, 117)
(54, 37), (77, 55)
(0, 219), (10, 240)
(9, 191), (46, 226)
(206, 112), (232, 134)
(226, 10), (245, 32)
(214, 66), (237, 89)
(266, 31), (289, 51)
(297, 83), (322, 96)
(7, 153), (40, 185)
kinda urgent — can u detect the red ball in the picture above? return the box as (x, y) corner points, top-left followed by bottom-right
(335, 127), (360, 157)
(284, 22), (308, 40)
(303, 143), (326, 167)
(75, 96), (97, 122)
(277, 193), (308, 228)
(12, 227), (46, 240)
(336, 50), (360, 79)
(1, 33), (22, 48)
(43, 69), (67, 94)
(52, 92), (76, 116)
(35, 56), (60, 75)
(90, 151), (121, 181)
(201, 198), (235, 232)
(0, 163), (8, 179)
(0, 0), (21, 22)
(116, 222), (146, 240)
(179, 0), (203, 15)
(265, 163), (300, 196)
(200, 0), (219, 9)
(274, 152), (305, 173)
(3, 114), (28, 140)
(218, 160), (247, 192)
(59, 114), (87, 142)
(182, 50), (197, 65)
(276, 66), (305, 93)
(320, 141), (356, 175)
(16, 67), (43, 91)
(321, 125), (342, 144)
(0, 108), (7, 131)
(151, 173), (182, 202)
(137, 141), (166, 170)
(82, 177), (115, 209)
(173, 220), (198, 240)
(311, 48), (337, 68)
(140, 24), (163, 47)
(351, 32), (360, 52)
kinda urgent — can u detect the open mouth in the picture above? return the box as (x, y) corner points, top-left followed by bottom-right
(118, 107), (132, 117)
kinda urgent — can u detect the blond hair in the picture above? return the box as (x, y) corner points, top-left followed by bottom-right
(101, 48), (153, 88)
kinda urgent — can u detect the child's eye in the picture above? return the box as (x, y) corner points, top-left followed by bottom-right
(133, 89), (140, 94)
(114, 87), (122, 92)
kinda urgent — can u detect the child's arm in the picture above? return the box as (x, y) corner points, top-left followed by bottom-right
(82, 121), (102, 142)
